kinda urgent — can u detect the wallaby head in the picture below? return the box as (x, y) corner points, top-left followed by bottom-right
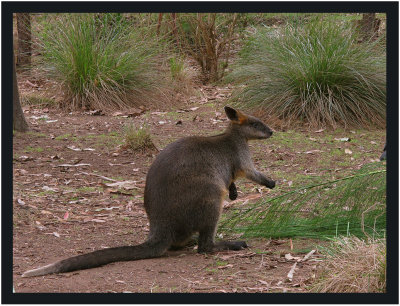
(224, 106), (273, 140)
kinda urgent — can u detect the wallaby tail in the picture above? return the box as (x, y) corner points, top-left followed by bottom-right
(21, 238), (170, 277)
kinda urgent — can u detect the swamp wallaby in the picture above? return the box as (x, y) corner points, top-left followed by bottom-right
(22, 106), (275, 277)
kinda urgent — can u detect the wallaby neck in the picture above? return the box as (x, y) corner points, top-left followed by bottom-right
(222, 123), (250, 149)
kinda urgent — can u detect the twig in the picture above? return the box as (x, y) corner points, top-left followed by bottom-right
(78, 171), (117, 182)
(287, 262), (297, 282)
(259, 254), (264, 269)
(301, 249), (316, 262)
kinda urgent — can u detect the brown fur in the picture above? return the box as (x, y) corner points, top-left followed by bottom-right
(22, 106), (275, 277)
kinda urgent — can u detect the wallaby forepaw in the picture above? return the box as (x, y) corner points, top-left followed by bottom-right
(228, 183), (238, 200)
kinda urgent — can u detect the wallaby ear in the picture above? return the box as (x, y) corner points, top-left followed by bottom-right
(224, 106), (248, 124)
(224, 106), (238, 121)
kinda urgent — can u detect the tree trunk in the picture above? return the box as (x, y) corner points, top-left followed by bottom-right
(16, 13), (31, 66)
(13, 50), (30, 132)
(359, 13), (380, 41)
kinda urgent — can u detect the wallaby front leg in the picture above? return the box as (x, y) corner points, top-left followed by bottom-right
(245, 169), (275, 189)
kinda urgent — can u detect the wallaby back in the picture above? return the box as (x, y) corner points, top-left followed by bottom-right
(22, 106), (275, 277)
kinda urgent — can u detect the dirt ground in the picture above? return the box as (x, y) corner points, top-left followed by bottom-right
(12, 70), (385, 293)
(12, 105), (320, 293)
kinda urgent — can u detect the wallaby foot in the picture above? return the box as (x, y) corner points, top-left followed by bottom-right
(197, 240), (248, 253)
(214, 240), (248, 251)
(265, 179), (275, 189)
(169, 236), (197, 251)
(228, 182), (238, 200)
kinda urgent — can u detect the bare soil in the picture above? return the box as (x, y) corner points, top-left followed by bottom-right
(13, 74), (385, 294)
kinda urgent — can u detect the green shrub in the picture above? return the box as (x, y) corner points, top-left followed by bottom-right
(169, 56), (185, 80)
(123, 124), (155, 152)
(229, 16), (386, 128)
(38, 13), (169, 110)
(220, 162), (386, 239)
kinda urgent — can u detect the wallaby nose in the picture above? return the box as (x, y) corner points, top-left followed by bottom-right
(269, 130), (273, 136)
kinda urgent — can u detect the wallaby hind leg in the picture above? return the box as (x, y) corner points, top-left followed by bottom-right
(169, 235), (197, 251)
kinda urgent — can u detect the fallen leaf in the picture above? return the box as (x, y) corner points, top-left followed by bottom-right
(193, 115), (202, 122)
(304, 150), (323, 154)
(270, 239), (286, 245)
(67, 145), (82, 151)
(314, 129), (325, 133)
(189, 107), (199, 111)
(216, 252), (256, 260)
(53, 232), (60, 238)
(86, 219), (106, 223)
(86, 110), (102, 116)
(95, 206), (120, 212)
(258, 280), (269, 286)
(103, 180), (138, 190)
(42, 186), (58, 192)
(335, 137), (351, 142)
(63, 211), (69, 220)
(56, 163), (91, 167)
(344, 149), (353, 154)
(284, 253), (301, 261)
(127, 109), (144, 117)
(16, 155), (34, 162)
(16, 199), (25, 206)
(217, 264), (233, 269)
(35, 221), (46, 230)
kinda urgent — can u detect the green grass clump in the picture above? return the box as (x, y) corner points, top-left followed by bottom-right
(123, 124), (155, 152)
(220, 162), (386, 239)
(38, 13), (170, 110)
(229, 16), (386, 128)
(21, 94), (56, 107)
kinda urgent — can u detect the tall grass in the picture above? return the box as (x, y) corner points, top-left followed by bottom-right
(37, 13), (171, 110)
(219, 162), (386, 239)
(228, 16), (386, 128)
(310, 236), (386, 292)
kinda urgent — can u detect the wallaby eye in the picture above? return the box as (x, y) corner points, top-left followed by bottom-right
(251, 122), (261, 129)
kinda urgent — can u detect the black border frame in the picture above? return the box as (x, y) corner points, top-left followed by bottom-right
(2, 2), (398, 304)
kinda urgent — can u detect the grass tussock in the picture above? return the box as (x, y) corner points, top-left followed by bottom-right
(229, 16), (386, 128)
(310, 236), (386, 292)
(220, 162), (386, 239)
(21, 93), (56, 108)
(123, 124), (156, 152)
(37, 13), (173, 111)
